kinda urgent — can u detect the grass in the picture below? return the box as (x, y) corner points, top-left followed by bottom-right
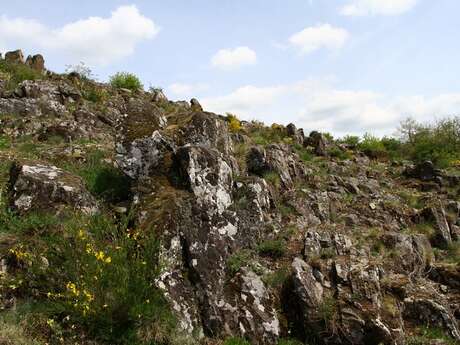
(257, 239), (286, 258)
(224, 337), (251, 345)
(263, 171), (281, 189)
(263, 266), (290, 288)
(227, 249), (252, 276)
(0, 315), (45, 345)
(407, 327), (458, 345)
(63, 150), (132, 203)
(0, 135), (12, 150)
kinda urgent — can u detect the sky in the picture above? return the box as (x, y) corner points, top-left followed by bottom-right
(1, 0), (459, 137)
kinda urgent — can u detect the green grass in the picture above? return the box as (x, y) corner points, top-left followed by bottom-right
(263, 266), (290, 288)
(257, 239), (286, 258)
(224, 337), (252, 345)
(263, 171), (281, 189)
(407, 327), (458, 345)
(227, 249), (252, 276)
(63, 150), (132, 202)
(0, 135), (11, 150)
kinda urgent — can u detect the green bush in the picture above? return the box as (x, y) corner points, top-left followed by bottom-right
(4, 213), (176, 345)
(0, 60), (43, 90)
(109, 72), (143, 91)
(358, 133), (388, 159)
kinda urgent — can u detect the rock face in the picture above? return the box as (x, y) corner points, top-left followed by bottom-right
(8, 162), (98, 215)
(2, 51), (460, 345)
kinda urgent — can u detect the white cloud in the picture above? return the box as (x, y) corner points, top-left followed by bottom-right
(288, 24), (349, 55)
(341, 0), (418, 16)
(201, 80), (460, 137)
(168, 82), (209, 96)
(211, 46), (257, 70)
(0, 5), (159, 65)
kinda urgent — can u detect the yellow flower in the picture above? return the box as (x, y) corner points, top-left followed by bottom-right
(46, 319), (55, 327)
(104, 256), (112, 264)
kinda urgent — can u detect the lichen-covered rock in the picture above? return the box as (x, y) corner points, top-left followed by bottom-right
(418, 203), (452, 249)
(175, 145), (233, 215)
(403, 297), (460, 341)
(116, 130), (176, 180)
(8, 162), (98, 215)
(247, 144), (307, 189)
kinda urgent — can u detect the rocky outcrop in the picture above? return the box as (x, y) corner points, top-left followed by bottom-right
(8, 162), (98, 215)
(4, 50), (24, 64)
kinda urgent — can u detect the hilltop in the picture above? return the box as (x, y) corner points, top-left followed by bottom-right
(0, 50), (459, 345)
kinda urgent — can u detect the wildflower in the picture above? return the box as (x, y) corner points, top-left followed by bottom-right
(46, 319), (55, 327)
(104, 256), (112, 264)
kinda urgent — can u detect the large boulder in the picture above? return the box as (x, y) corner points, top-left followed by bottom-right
(418, 203), (452, 249)
(404, 161), (441, 181)
(25, 54), (45, 72)
(4, 50), (24, 64)
(8, 162), (98, 215)
(116, 130), (176, 180)
(247, 144), (307, 189)
(305, 131), (329, 156)
(403, 297), (460, 341)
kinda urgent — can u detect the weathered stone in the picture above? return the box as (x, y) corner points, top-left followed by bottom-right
(418, 203), (452, 249)
(404, 161), (441, 181)
(190, 98), (203, 111)
(306, 131), (329, 156)
(8, 162), (98, 215)
(4, 50), (24, 64)
(403, 297), (460, 341)
(25, 54), (45, 72)
(116, 130), (175, 180)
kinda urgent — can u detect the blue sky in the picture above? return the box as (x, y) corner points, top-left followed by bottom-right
(1, 0), (459, 136)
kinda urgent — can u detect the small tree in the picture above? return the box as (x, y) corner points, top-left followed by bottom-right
(109, 72), (143, 91)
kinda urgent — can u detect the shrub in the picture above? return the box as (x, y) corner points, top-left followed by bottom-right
(0, 59), (43, 90)
(0, 135), (11, 150)
(358, 133), (388, 159)
(340, 135), (360, 147)
(6, 213), (176, 345)
(226, 113), (242, 133)
(109, 72), (143, 91)
(257, 239), (286, 258)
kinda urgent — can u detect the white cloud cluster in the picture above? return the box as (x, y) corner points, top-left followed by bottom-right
(288, 24), (349, 55)
(201, 80), (460, 137)
(168, 82), (209, 96)
(0, 5), (159, 65)
(211, 46), (257, 70)
(341, 0), (418, 16)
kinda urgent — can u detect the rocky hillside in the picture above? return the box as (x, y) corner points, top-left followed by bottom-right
(0, 50), (459, 345)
